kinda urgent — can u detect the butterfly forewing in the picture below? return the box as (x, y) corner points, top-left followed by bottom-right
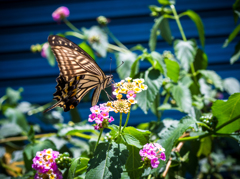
(43, 35), (113, 113)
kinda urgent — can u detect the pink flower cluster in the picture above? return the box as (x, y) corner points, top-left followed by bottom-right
(41, 43), (49, 58)
(52, 6), (70, 21)
(32, 149), (62, 179)
(88, 104), (114, 130)
(139, 143), (166, 168)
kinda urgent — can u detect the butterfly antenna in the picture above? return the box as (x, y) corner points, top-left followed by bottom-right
(104, 89), (114, 101)
(116, 61), (124, 70)
(110, 57), (112, 75)
(43, 101), (62, 113)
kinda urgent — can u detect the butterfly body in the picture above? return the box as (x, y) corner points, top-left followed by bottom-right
(44, 35), (112, 113)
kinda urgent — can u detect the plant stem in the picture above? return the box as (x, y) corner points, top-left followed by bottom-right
(122, 107), (131, 131)
(27, 102), (53, 115)
(215, 114), (240, 132)
(0, 133), (56, 144)
(118, 113), (123, 137)
(170, 5), (187, 41)
(108, 44), (130, 53)
(177, 132), (210, 142)
(63, 18), (83, 35)
(147, 174), (152, 179)
(95, 128), (103, 151)
(104, 27), (128, 50)
(163, 92), (170, 104)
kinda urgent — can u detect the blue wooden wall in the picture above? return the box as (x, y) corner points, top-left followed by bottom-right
(0, 0), (239, 130)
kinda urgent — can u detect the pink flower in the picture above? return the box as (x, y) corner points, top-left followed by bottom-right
(41, 43), (49, 58)
(127, 90), (136, 98)
(101, 111), (109, 118)
(90, 105), (100, 114)
(160, 152), (166, 161)
(151, 157), (160, 168)
(88, 113), (96, 122)
(108, 116), (114, 123)
(52, 6), (70, 21)
(94, 125), (100, 130)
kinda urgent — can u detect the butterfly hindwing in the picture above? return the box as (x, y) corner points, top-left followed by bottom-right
(43, 35), (113, 113)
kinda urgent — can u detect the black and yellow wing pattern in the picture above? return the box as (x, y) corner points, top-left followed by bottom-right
(44, 35), (112, 113)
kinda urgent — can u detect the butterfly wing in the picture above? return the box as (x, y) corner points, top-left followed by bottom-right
(44, 35), (107, 113)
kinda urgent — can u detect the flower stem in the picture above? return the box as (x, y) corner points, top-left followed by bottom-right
(63, 18), (84, 36)
(122, 107), (131, 131)
(95, 128), (103, 151)
(177, 132), (210, 142)
(119, 113), (123, 136)
(170, 5), (187, 41)
(104, 27), (128, 50)
(108, 44), (130, 53)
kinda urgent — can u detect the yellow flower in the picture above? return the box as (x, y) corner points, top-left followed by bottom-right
(140, 84), (148, 90)
(123, 82), (136, 91)
(128, 97), (137, 104)
(116, 94), (123, 99)
(112, 99), (130, 113)
(134, 87), (142, 93)
(120, 87), (127, 94)
(125, 77), (132, 82)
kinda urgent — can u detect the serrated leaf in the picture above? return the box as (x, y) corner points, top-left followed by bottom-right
(152, 116), (196, 174)
(136, 68), (163, 114)
(149, 16), (164, 51)
(4, 108), (29, 133)
(199, 70), (223, 91)
(159, 18), (173, 45)
(122, 127), (150, 148)
(150, 51), (166, 75)
(223, 24), (240, 47)
(171, 84), (192, 113)
(180, 10), (205, 47)
(164, 58), (180, 82)
(223, 77), (240, 95)
(6, 87), (23, 105)
(193, 48), (208, 71)
(79, 41), (95, 60)
(197, 136), (212, 157)
(130, 56), (141, 78)
(86, 142), (128, 179)
(125, 145), (144, 179)
(230, 40), (240, 64)
(0, 123), (22, 138)
(212, 93), (240, 133)
(23, 140), (56, 171)
(174, 39), (197, 71)
(116, 52), (137, 79)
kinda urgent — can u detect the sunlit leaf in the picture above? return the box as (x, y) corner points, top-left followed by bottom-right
(164, 58), (180, 82)
(230, 40), (240, 64)
(174, 39), (197, 71)
(223, 77), (240, 95)
(212, 93), (240, 133)
(79, 42), (95, 60)
(149, 16), (164, 51)
(197, 136), (212, 157)
(223, 24), (240, 47)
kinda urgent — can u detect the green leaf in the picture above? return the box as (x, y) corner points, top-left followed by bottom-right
(122, 127), (150, 148)
(135, 68), (163, 114)
(86, 142), (128, 179)
(149, 16), (164, 51)
(79, 42), (95, 60)
(28, 126), (35, 143)
(233, 0), (240, 23)
(223, 24), (240, 47)
(6, 87), (23, 105)
(150, 51), (166, 75)
(174, 39), (197, 71)
(58, 123), (95, 137)
(224, 78), (240, 95)
(212, 93), (240, 133)
(0, 123), (23, 138)
(75, 157), (89, 176)
(193, 48), (208, 71)
(152, 116), (196, 174)
(164, 58), (180, 82)
(4, 108), (29, 133)
(158, 0), (175, 5)
(230, 40), (240, 64)
(171, 84), (192, 113)
(180, 10), (205, 47)
(150, 93), (161, 120)
(199, 70), (223, 91)
(46, 44), (55, 66)
(23, 139), (56, 171)
(70, 108), (82, 123)
(180, 75), (193, 88)
(158, 103), (171, 110)
(130, 56), (141, 78)
(116, 52), (137, 79)
(159, 18), (173, 45)
(68, 157), (80, 179)
(125, 145), (144, 179)
(197, 136), (212, 157)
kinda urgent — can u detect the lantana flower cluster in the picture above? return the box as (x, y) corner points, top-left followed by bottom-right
(88, 104), (114, 130)
(32, 149), (62, 179)
(107, 77), (148, 113)
(140, 143), (166, 168)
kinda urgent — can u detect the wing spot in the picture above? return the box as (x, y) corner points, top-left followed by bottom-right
(65, 43), (67, 45)
(75, 48), (78, 50)
(81, 52), (84, 54)
(69, 43), (72, 46)
(59, 41), (62, 44)
(52, 41), (55, 44)
(52, 37), (55, 40)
